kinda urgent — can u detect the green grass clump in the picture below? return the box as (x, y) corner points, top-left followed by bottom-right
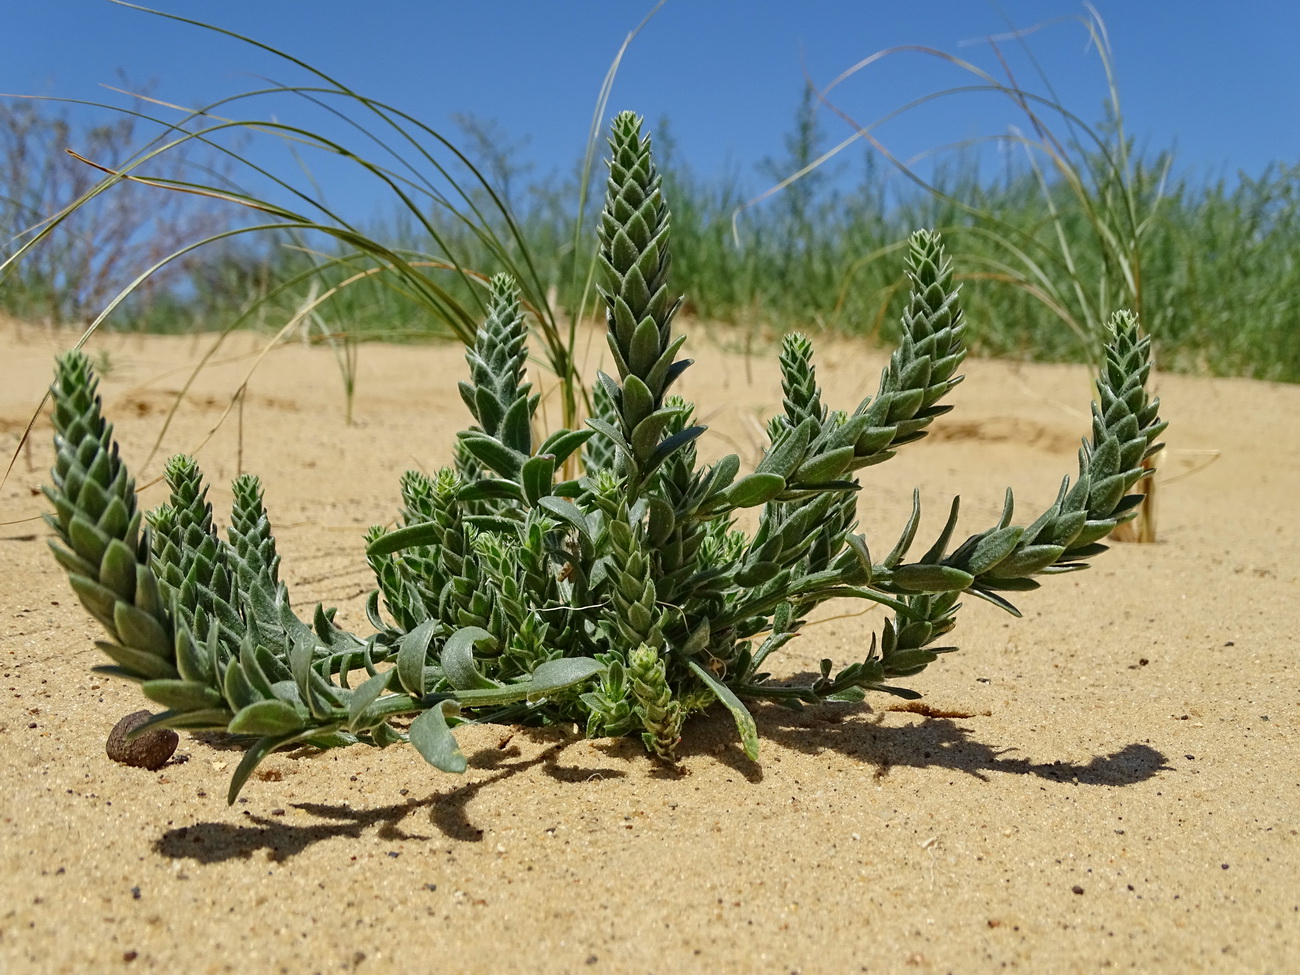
(43, 112), (1166, 803)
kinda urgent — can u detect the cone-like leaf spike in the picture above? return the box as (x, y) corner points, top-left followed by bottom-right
(44, 352), (177, 679)
(593, 112), (701, 496)
(850, 229), (967, 468)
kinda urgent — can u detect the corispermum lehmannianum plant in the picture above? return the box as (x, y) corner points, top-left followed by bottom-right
(43, 111), (1167, 802)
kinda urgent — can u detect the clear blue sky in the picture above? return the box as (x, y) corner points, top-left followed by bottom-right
(4, 1), (1297, 222)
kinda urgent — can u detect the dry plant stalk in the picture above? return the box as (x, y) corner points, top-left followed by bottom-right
(43, 112), (1166, 802)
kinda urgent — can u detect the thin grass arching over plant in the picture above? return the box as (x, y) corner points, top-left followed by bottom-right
(2, 0), (674, 461)
(41, 111), (1166, 804)
(768, 6), (1168, 360)
(734, 6), (1172, 539)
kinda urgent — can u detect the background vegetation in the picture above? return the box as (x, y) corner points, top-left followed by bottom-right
(3, 70), (1297, 384)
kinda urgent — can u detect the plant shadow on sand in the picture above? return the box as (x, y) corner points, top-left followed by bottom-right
(154, 728), (633, 864)
(667, 691), (1171, 788)
(154, 702), (1168, 865)
(750, 694), (1171, 787)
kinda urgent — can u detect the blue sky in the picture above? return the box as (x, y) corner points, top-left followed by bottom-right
(4, 1), (1298, 222)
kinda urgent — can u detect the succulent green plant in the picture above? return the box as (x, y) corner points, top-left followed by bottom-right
(44, 111), (1166, 803)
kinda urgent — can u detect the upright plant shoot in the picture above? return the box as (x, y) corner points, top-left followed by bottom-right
(43, 112), (1166, 801)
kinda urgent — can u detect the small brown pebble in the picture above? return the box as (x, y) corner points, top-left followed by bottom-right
(106, 711), (178, 771)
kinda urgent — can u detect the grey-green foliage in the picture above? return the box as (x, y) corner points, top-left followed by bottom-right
(43, 111), (1166, 803)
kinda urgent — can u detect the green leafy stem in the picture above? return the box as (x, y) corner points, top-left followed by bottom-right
(43, 111), (1165, 801)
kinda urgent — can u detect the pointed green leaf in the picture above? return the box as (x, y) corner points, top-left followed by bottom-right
(174, 622), (212, 684)
(735, 561), (781, 587)
(68, 513), (110, 567)
(69, 573), (118, 630)
(948, 526), (1025, 576)
(458, 431), (526, 481)
(95, 640), (179, 681)
(99, 539), (138, 602)
(840, 534), (873, 585)
(756, 417), (815, 477)
(526, 656), (605, 694)
(128, 707), (231, 736)
(47, 540), (97, 580)
(365, 521), (440, 558)
(442, 626), (499, 691)
(141, 679), (223, 712)
(628, 316), (662, 377)
(222, 658), (261, 711)
(984, 544), (1067, 579)
(630, 410), (677, 462)
(881, 648), (939, 676)
(645, 425), (706, 475)
(458, 480), (525, 504)
(409, 701), (467, 773)
(538, 496), (593, 541)
(227, 729), (323, 804)
(397, 618), (439, 696)
(687, 660), (759, 761)
(228, 699), (306, 737)
(113, 601), (172, 658)
(883, 490), (923, 567)
(585, 417), (630, 455)
(716, 473), (786, 510)
(238, 637), (275, 699)
(703, 453), (740, 499)
(521, 454), (557, 506)
(536, 428), (594, 466)
(865, 683), (923, 700)
(792, 446), (855, 485)
(646, 497), (675, 548)
(500, 396), (533, 457)
(289, 633), (316, 700)
(621, 375), (654, 430)
(473, 385), (502, 436)
(451, 657), (604, 708)
(887, 563), (975, 593)
(920, 497), (962, 564)
(347, 670), (392, 731)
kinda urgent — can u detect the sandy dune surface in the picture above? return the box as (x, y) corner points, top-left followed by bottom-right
(1, 318), (1296, 974)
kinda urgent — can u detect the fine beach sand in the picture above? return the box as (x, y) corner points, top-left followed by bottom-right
(1, 317), (1296, 974)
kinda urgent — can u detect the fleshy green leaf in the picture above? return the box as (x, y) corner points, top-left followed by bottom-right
(409, 701), (466, 773)
(347, 670), (392, 731)
(227, 729), (323, 804)
(365, 521), (440, 557)
(887, 563), (975, 593)
(95, 640), (179, 681)
(538, 496), (593, 541)
(451, 657), (604, 707)
(458, 431), (527, 481)
(521, 454), (557, 506)
(397, 618), (439, 696)
(537, 428), (595, 465)
(228, 699), (306, 736)
(715, 473), (785, 510)
(141, 679), (223, 711)
(687, 660), (759, 761)
(442, 626), (499, 691)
